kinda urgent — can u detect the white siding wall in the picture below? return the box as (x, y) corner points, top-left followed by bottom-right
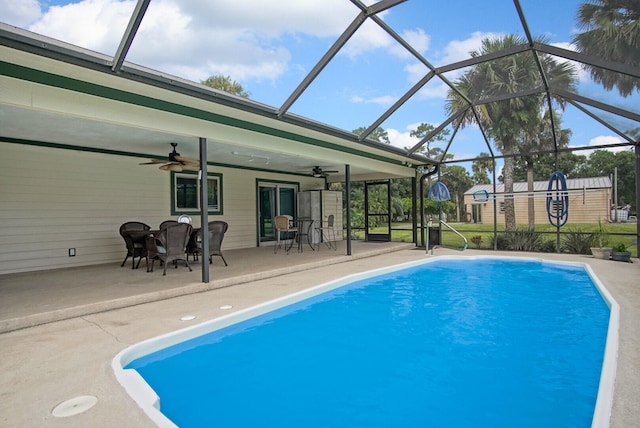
(0, 142), (322, 274)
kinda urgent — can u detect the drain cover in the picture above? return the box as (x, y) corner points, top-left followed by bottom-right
(52, 395), (97, 417)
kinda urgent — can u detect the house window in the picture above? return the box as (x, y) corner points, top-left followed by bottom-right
(172, 172), (223, 215)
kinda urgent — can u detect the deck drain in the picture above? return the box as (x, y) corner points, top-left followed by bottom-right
(52, 395), (97, 417)
(220, 305), (233, 310)
(180, 315), (196, 321)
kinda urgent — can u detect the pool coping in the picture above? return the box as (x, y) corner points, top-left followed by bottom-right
(112, 255), (620, 428)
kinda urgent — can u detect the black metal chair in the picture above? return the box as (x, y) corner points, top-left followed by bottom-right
(315, 214), (337, 250)
(119, 221), (151, 269)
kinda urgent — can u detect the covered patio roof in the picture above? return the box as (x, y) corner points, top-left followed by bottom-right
(0, 20), (428, 183)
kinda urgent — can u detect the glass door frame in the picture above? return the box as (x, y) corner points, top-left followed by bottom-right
(364, 180), (391, 242)
(257, 180), (299, 246)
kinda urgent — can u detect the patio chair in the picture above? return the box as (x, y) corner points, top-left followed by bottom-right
(146, 223), (193, 275)
(274, 215), (298, 254)
(159, 220), (179, 230)
(119, 221), (151, 269)
(315, 214), (337, 250)
(188, 221), (229, 266)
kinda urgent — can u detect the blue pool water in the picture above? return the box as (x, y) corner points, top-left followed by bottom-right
(125, 258), (610, 427)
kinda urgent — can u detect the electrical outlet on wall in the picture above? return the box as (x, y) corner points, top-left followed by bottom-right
(68, 248), (76, 257)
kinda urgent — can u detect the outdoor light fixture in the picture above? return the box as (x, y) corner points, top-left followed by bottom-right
(232, 151), (270, 165)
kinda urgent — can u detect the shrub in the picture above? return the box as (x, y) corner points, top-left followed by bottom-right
(490, 233), (509, 250)
(590, 219), (609, 248)
(540, 239), (557, 253)
(470, 235), (483, 249)
(612, 243), (627, 252)
(560, 229), (592, 254)
(505, 229), (546, 252)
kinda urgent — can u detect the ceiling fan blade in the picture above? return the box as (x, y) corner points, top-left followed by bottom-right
(139, 159), (167, 165)
(174, 155), (200, 166)
(159, 163), (183, 172)
(181, 164), (200, 171)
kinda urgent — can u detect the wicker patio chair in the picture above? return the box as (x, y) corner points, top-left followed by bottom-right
(274, 215), (298, 254)
(119, 221), (151, 269)
(159, 220), (179, 230)
(145, 223), (193, 275)
(188, 221), (229, 266)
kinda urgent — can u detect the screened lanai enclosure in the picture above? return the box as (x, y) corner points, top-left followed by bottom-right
(0, 0), (638, 274)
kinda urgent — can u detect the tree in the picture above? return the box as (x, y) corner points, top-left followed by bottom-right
(580, 149), (636, 212)
(518, 110), (572, 230)
(573, 0), (640, 97)
(471, 152), (493, 184)
(440, 166), (473, 222)
(512, 152), (587, 181)
(201, 75), (250, 98)
(353, 126), (391, 144)
(445, 35), (577, 231)
(407, 123), (450, 159)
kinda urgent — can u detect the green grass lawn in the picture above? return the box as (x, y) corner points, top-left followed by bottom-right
(353, 222), (638, 257)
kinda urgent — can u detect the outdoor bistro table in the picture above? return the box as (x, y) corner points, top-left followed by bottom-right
(293, 217), (315, 252)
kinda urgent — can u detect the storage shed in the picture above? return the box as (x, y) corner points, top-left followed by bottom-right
(464, 177), (612, 225)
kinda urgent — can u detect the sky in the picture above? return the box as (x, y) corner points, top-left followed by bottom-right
(2, 0), (638, 168)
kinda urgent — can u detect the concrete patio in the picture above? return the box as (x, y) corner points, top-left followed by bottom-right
(0, 245), (638, 427)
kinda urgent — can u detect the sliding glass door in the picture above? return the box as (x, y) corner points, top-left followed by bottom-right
(258, 182), (297, 244)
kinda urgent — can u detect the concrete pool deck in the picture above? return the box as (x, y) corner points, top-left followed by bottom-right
(1, 246), (638, 427)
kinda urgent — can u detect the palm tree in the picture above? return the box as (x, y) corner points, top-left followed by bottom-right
(445, 35), (576, 231)
(471, 152), (493, 185)
(573, 0), (640, 97)
(519, 110), (572, 230)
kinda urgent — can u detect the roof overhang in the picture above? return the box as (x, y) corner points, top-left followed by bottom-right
(0, 25), (430, 182)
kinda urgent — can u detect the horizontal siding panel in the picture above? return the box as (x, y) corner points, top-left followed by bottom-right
(0, 142), (323, 273)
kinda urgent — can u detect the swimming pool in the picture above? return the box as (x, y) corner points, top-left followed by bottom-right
(113, 256), (619, 428)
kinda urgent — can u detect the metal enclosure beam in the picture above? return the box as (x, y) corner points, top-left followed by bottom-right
(112, 0), (150, 73)
(278, 0), (406, 117)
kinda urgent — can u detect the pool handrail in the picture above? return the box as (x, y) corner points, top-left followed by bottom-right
(440, 219), (468, 251)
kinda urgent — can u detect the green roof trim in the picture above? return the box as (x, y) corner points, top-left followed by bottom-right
(1, 61), (407, 167)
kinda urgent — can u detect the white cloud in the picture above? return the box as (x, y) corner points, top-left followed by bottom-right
(0, 0), (42, 27)
(436, 31), (503, 67)
(17, 0), (358, 83)
(570, 135), (629, 156)
(588, 135), (628, 152)
(29, 0), (134, 54)
(351, 94), (396, 106)
(386, 127), (419, 150)
(341, 15), (394, 59)
(388, 28), (430, 59)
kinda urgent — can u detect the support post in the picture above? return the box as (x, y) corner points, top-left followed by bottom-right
(199, 137), (209, 283)
(411, 176), (417, 245)
(636, 144), (640, 259)
(345, 164), (352, 256)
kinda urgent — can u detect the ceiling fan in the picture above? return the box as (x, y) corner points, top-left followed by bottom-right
(310, 166), (339, 178)
(139, 143), (200, 172)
